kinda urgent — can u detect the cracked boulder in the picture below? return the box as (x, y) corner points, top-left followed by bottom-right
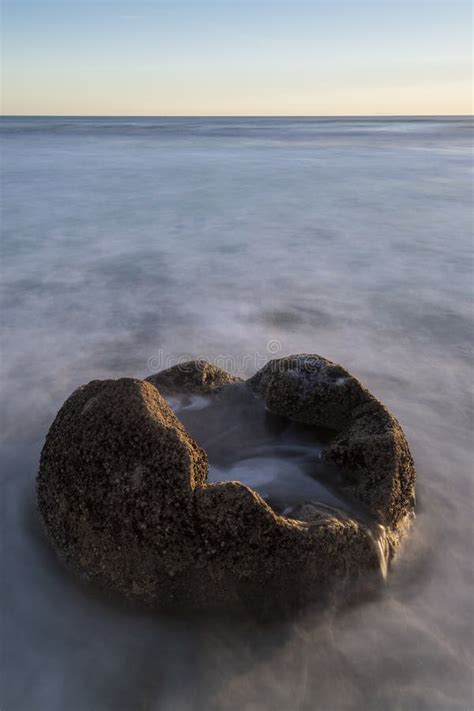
(37, 356), (415, 614)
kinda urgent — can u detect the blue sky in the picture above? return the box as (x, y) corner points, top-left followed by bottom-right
(1, 0), (472, 115)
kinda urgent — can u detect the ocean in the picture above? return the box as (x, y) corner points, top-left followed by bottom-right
(1, 116), (473, 710)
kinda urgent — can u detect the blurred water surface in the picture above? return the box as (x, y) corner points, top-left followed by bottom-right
(1, 116), (473, 710)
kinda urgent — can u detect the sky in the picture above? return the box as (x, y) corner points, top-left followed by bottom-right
(1, 0), (472, 116)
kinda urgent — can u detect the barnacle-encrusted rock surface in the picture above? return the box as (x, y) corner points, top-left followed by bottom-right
(37, 355), (415, 614)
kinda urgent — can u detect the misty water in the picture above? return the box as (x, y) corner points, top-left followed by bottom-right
(167, 384), (361, 520)
(1, 117), (473, 710)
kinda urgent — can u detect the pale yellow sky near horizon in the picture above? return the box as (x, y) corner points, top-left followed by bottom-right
(1, 0), (472, 116)
(4, 82), (471, 117)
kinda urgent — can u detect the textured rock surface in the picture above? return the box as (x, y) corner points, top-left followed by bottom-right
(37, 372), (386, 614)
(248, 354), (416, 542)
(146, 359), (241, 394)
(37, 379), (208, 606)
(247, 354), (365, 430)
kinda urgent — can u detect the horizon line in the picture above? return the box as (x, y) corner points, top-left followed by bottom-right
(1, 113), (472, 119)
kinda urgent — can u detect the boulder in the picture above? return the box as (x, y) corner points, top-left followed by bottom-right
(37, 370), (387, 614)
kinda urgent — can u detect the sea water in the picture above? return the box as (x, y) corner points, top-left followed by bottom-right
(1, 117), (473, 710)
(167, 383), (357, 518)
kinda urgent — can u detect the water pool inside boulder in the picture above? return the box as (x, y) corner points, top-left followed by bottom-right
(165, 382), (363, 520)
